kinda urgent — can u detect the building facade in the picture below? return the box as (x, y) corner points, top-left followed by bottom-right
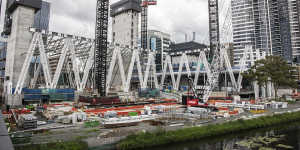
(109, 0), (141, 89)
(33, 1), (50, 31)
(0, 0), (50, 84)
(111, 0), (141, 48)
(169, 41), (208, 72)
(288, 0), (300, 58)
(231, 0), (298, 66)
(148, 30), (171, 72)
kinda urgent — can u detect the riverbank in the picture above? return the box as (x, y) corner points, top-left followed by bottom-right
(117, 111), (300, 150)
(14, 140), (88, 150)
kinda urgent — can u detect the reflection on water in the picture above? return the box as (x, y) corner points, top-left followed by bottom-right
(90, 122), (300, 150)
(145, 122), (300, 150)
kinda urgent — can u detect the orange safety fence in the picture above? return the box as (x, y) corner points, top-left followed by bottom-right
(161, 99), (177, 102)
(229, 110), (239, 115)
(85, 103), (178, 114)
(218, 107), (229, 111)
(208, 100), (233, 105)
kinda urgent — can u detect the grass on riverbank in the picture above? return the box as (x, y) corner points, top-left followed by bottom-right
(14, 140), (88, 150)
(117, 111), (300, 150)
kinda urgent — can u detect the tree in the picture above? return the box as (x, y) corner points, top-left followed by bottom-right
(243, 56), (297, 99)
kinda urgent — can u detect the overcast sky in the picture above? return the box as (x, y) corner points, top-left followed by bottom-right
(0, 0), (230, 44)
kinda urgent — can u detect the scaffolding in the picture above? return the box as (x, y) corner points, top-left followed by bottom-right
(95, 0), (109, 96)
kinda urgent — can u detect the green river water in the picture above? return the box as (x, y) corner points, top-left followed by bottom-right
(91, 121), (300, 150)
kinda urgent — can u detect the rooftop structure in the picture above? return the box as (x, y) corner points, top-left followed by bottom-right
(110, 0), (141, 17)
(6, 0), (41, 13)
(169, 41), (207, 55)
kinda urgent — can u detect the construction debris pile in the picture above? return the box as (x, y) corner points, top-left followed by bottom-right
(1, 90), (297, 136)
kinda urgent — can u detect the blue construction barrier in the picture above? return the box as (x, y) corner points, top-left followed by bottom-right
(23, 88), (42, 94)
(10, 88), (76, 102)
(181, 86), (188, 91)
(24, 95), (42, 101)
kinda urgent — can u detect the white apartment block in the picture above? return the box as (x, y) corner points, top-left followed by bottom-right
(111, 0), (141, 48)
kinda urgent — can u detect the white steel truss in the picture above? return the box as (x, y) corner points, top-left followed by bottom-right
(10, 29), (266, 103)
(106, 47), (158, 93)
(14, 33), (52, 94)
(11, 31), (95, 95)
(161, 55), (176, 89)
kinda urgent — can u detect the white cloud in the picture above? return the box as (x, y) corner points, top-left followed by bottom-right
(47, 0), (211, 44)
(1, 0), (231, 44)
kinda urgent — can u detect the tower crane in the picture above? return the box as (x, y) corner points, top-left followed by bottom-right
(94, 0), (220, 99)
(140, 0), (157, 50)
(187, 0), (221, 103)
(95, 0), (109, 96)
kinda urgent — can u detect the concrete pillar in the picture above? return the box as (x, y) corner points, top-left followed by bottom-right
(74, 91), (82, 104)
(261, 85), (266, 99)
(253, 81), (259, 100)
(5, 6), (36, 105)
(271, 83), (276, 98)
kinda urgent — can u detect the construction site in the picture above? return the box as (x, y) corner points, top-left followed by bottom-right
(1, 0), (300, 149)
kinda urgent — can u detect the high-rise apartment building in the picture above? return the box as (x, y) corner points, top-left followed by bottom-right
(288, 0), (300, 58)
(111, 0), (141, 48)
(109, 0), (141, 89)
(231, 0), (298, 66)
(148, 30), (171, 71)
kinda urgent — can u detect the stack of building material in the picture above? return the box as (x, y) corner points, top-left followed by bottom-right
(43, 105), (73, 120)
(138, 88), (160, 98)
(18, 114), (37, 129)
(187, 107), (209, 115)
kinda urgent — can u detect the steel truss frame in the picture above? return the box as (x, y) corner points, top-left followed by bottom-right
(9, 29), (265, 102)
(9, 29), (95, 95)
(106, 46), (265, 102)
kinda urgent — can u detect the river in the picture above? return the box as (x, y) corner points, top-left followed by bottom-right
(90, 122), (300, 150)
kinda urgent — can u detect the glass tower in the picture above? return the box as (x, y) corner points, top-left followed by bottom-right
(231, 0), (295, 65)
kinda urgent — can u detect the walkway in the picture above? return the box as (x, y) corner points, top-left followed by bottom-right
(0, 110), (14, 150)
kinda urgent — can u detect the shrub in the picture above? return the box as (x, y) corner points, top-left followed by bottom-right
(117, 111), (300, 150)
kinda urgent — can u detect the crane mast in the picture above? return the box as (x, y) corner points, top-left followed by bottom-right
(93, 0), (220, 100)
(95, 0), (109, 96)
(141, 6), (148, 50)
(195, 0), (221, 103)
(140, 0), (157, 50)
(208, 0), (220, 59)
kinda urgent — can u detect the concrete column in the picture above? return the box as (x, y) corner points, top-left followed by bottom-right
(5, 6), (35, 87)
(271, 83), (276, 98)
(253, 81), (259, 100)
(261, 85), (266, 99)
(267, 81), (272, 98)
(5, 6), (36, 105)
